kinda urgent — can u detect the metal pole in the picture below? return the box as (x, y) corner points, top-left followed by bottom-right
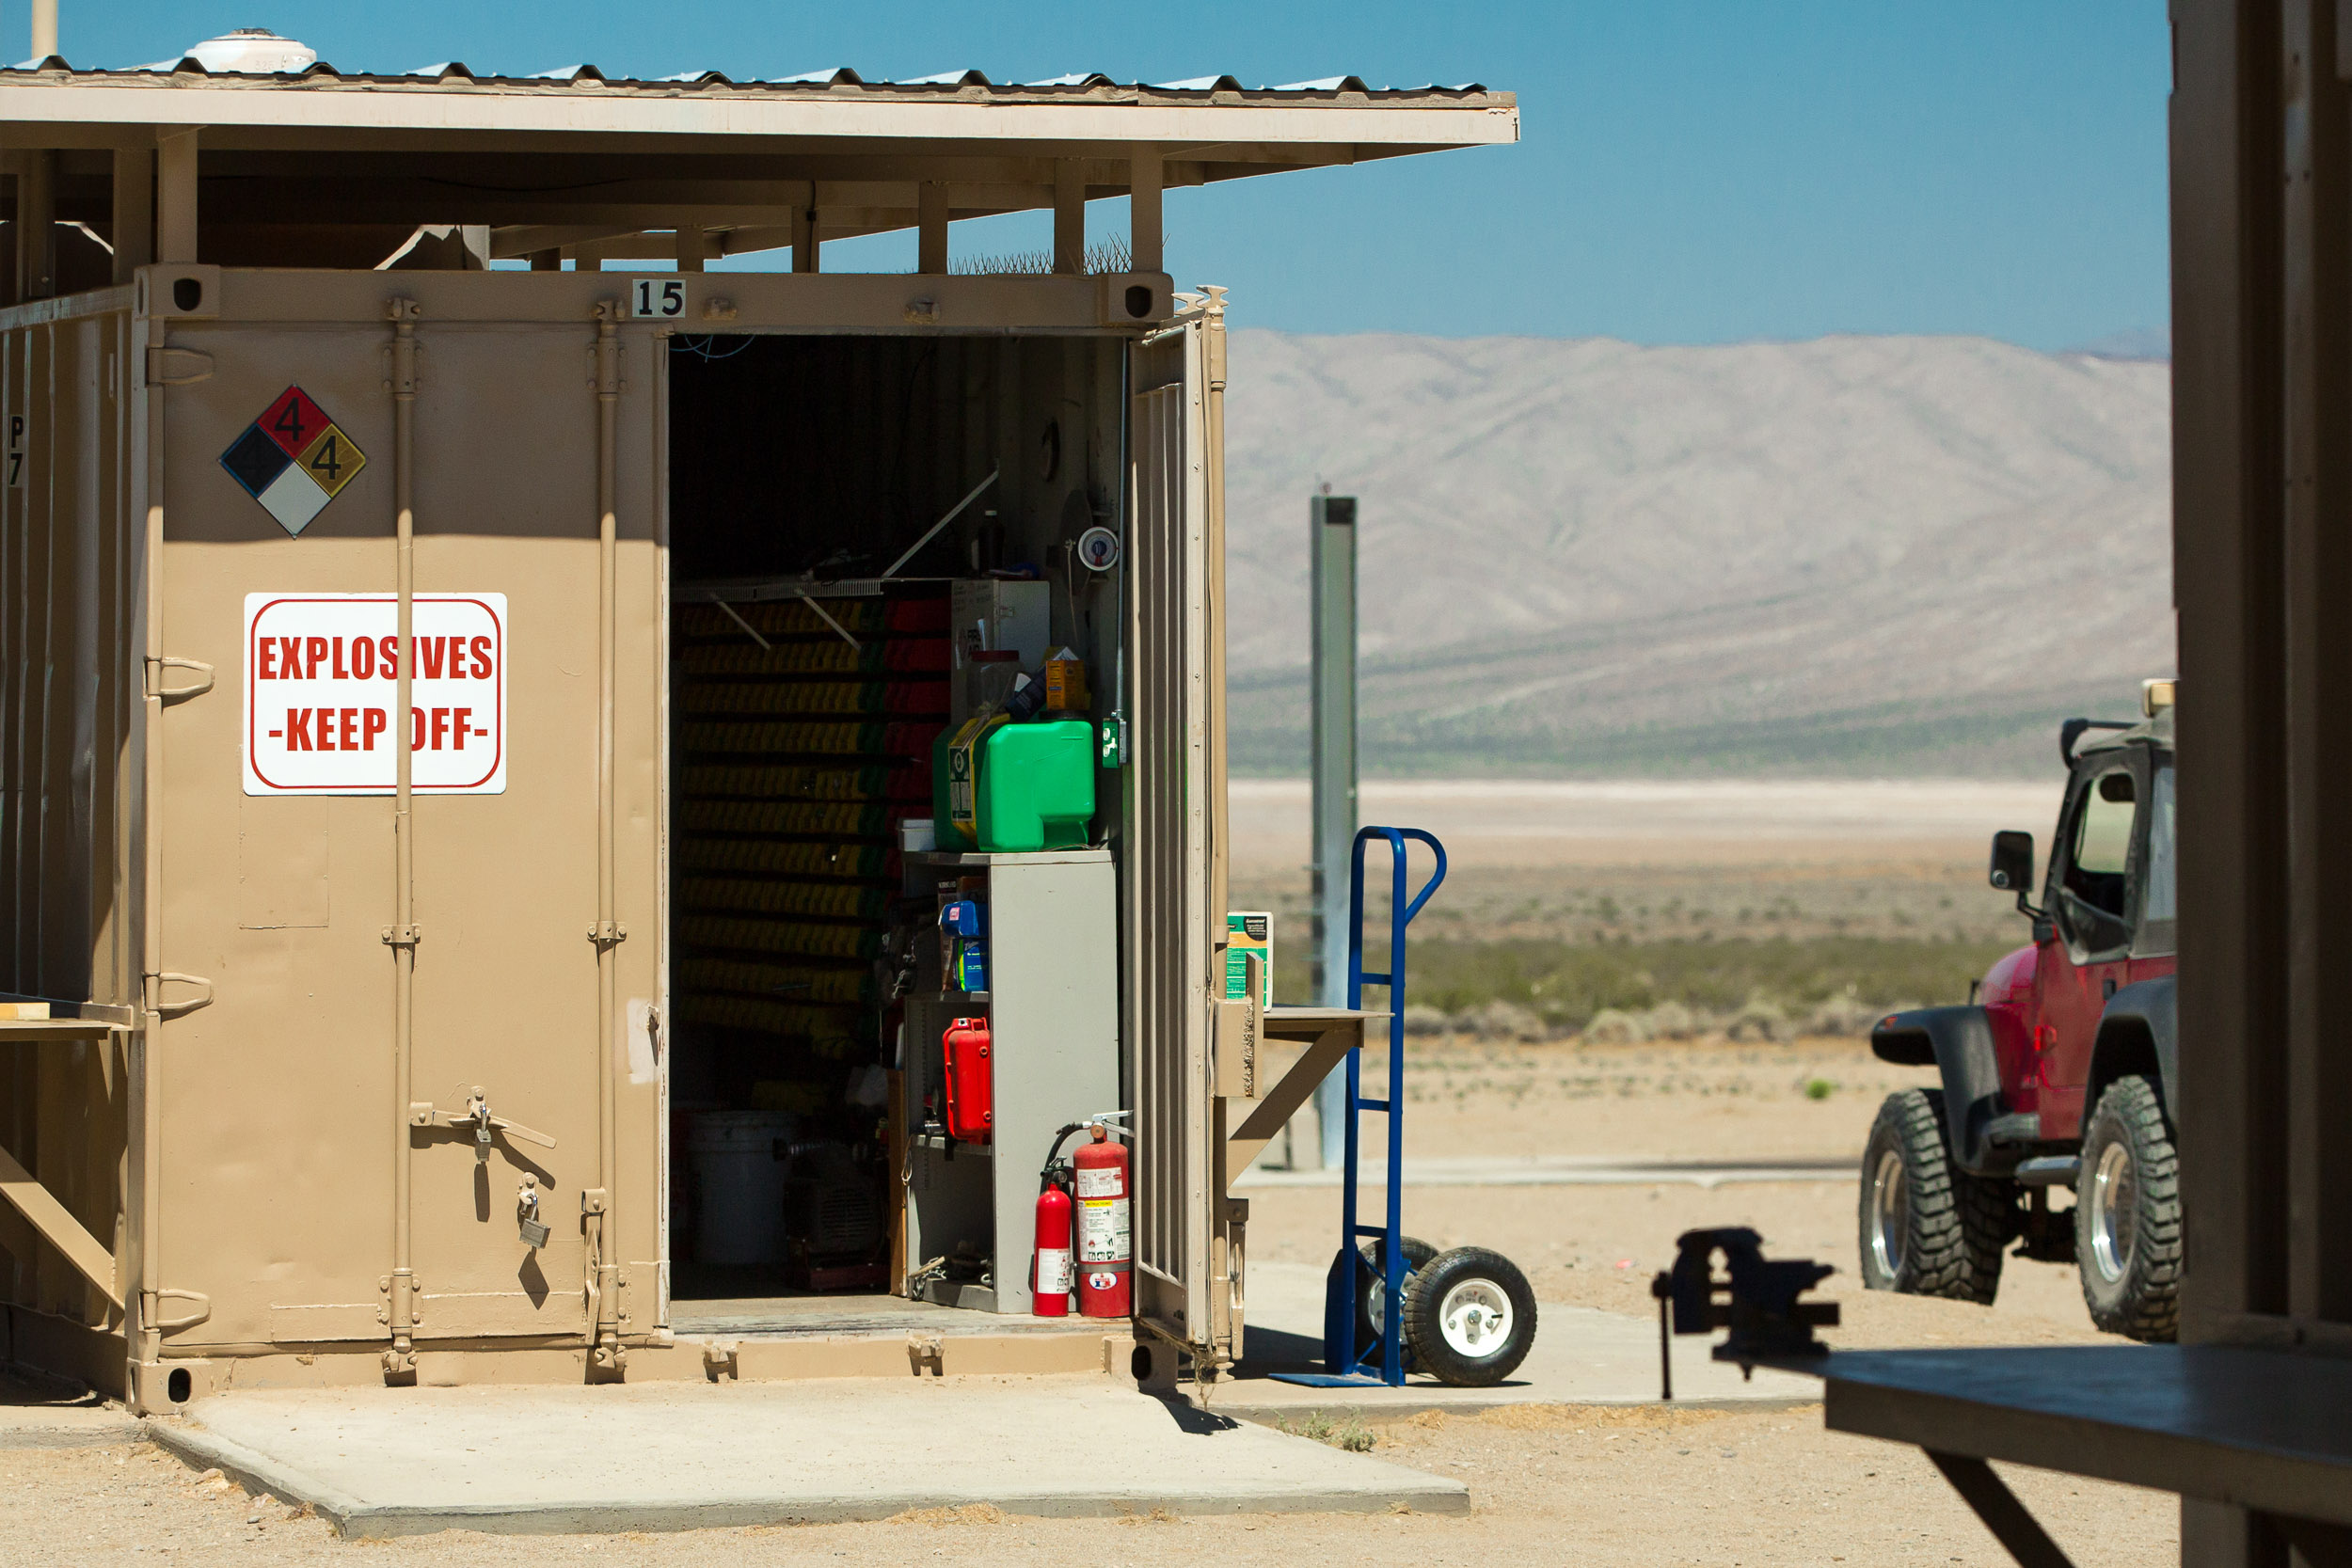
(1309, 495), (1358, 1169)
(29, 0), (56, 60)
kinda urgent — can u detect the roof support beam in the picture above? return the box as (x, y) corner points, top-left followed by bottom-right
(917, 181), (947, 274)
(791, 199), (818, 272)
(111, 144), (151, 280)
(1130, 151), (1162, 273)
(1054, 160), (1084, 273)
(17, 147), (52, 298)
(156, 127), (197, 261)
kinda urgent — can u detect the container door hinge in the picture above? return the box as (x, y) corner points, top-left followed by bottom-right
(145, 972), (213, 1018)
(145, 346), (215, 386)
(145, 657), (214, 701)
(587, 921), (628, 947)
(380, 925), (422, 948)
(142, 1288), (210, 1332)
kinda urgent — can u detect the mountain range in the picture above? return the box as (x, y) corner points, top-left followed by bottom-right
(1220, 330), (2174, 777)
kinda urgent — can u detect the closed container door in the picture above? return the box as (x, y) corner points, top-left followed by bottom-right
(150, 309), (662, 1354)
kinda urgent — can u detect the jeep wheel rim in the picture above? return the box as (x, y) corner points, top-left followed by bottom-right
(2089, 1142), (2137, 1283)
(1438, 1280), (1514, 1359)
(1868, 1148), (1908, 1277)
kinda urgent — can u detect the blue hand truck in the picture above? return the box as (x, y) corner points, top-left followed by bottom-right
(1271, 824), (1446, 1388)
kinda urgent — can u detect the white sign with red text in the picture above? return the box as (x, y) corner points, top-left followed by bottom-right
(243, 593), (507, 795)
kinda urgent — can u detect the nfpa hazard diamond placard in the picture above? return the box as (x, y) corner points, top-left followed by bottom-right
(243, 594), (507, 796)
(220, 386), (368, 535)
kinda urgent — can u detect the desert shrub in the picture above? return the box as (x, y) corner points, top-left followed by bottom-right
(1581, 1006), (1650, 1044)
(1801, 990), (1883, 1037)
(1727, 997), (1793, 1043)
(1643, 1000), (1704, 1040)
(1469, 999), (1547, 1042)
(1401, 1004), (1453, 1037)
(1400, 936), (2007, 1033)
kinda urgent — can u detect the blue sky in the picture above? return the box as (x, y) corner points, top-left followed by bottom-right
(67, 4), (2169, 350)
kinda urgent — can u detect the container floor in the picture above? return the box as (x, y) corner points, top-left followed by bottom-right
(667, 1274), (1102, 1340)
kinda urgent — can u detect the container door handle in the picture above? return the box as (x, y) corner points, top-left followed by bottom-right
(144, 346), (215, 386)
(146, 657), (215, 701)
(151, 973), (214, 1017)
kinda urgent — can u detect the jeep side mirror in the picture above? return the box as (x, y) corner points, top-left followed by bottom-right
(1990, 831), (2035, 895)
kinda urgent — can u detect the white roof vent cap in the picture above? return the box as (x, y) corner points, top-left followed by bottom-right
(183, 28), (317, 74)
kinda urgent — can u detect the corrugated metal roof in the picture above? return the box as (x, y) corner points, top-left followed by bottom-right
(0, 54), (1490, 100)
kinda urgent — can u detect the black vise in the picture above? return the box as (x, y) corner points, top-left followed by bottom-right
(1650, 1227), (1839, 1378)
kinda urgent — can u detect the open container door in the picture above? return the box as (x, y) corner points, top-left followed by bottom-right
(1122, 292), (1235, 1380)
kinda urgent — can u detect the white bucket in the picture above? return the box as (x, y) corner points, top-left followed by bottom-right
(687, 1111), (794, 1265)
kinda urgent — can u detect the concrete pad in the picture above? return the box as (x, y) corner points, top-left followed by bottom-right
(150, 1374), (1467, 1536)
(1215, 1260), (1820, 1422)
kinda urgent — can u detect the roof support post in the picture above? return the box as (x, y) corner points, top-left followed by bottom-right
(156, 129), (198, 263)
(17, 149), (52, 299)
(791, 200), (819, 274)
(528, 248), (560, 271)
(1054, 161), (1085, 274)
(917, 181), (949, 275)
(1130, 151), (1163, 273)
(675, 225), (707, 273)
(111, 145), (153, 282)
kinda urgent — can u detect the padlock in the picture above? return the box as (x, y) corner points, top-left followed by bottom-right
(516, 1174), (550, 1249)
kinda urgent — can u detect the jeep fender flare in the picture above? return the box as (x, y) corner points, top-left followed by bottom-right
(2090, 975), (2176, 1122)
(1870, 1005), (2010, 1175)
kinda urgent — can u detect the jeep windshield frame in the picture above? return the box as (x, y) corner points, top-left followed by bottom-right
(2044, 738), (2173, 962)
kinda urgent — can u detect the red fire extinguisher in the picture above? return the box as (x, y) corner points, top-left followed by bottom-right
(1032, 1163), (1073, 1318)
(1074, 1123), (1132, 1319)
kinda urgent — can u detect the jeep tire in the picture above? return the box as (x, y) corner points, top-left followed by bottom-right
(1859, 1087), (2010, 1304)
(2075, 1074), (2181, 1342)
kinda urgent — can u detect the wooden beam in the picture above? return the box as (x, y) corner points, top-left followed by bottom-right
(917, 182), (949, 274)
(489, 223), (645, 259)
(0, 1139), (120, 1307)
(156, 128), (198, 262)
(1130, 151), (1162, 272)
(1054, 160), (1084, 273)
(791, 200), (818, 273)
(18, 150), (53, 299)
(110, 144), (152, 282)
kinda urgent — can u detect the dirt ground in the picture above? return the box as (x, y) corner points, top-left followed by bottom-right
(0, 1030), (2178, 1566)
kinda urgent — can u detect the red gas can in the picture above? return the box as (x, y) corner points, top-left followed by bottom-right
(942, 1016), (993, 1143)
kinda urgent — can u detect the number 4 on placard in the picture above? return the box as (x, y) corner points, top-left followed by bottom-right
(629, 278), (685, 319)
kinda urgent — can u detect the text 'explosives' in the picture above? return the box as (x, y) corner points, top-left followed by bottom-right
(243, 594), (508, 796)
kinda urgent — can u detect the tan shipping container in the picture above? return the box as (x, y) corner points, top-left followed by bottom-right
(0, 63), (1515, 1412)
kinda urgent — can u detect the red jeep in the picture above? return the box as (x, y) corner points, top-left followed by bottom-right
(1861, 685), (2179, 1340)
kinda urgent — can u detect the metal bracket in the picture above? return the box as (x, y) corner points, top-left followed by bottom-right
(147, 972), (213, 1018)
(144, 345), (214, 386)
(144, 1287), (211, 1332)
(377, 1272), (421, 1327)
(144, 656), (214, 701)
(586, 921), (628, 947)
(380, 925), (422, 948)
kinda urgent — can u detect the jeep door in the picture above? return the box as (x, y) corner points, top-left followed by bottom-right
(2032, 754), (2146, 1137)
